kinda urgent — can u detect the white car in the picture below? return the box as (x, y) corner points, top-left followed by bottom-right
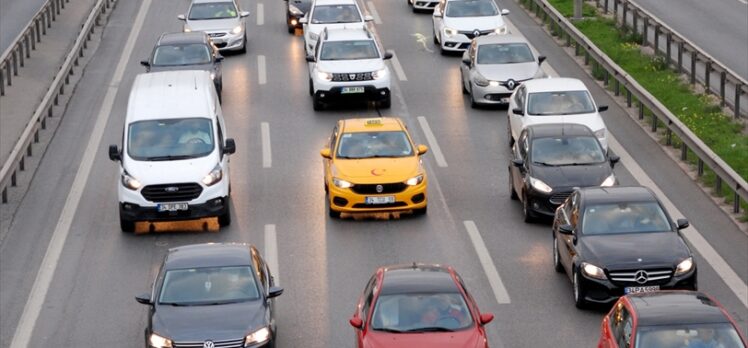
(507, 78), (610, 151)
(178, 0), (250, 53)
(433, 0), (510, 54)
(408, 0), (439, 13)
(300, 0), (373, 56)
(460, 34), (546, 107)
(307, 27), (392, 110)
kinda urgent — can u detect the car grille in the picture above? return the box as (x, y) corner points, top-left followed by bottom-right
(173, 338), (244, 348)
(351, 183), (407, 194)
(549, 191), (572, 205)
(608, 268), (673, 285)
(208, 32), (227, 38)
(459, 29), (495, 39)
(332, 72), (374, 82)
(141, 183), (203, 202)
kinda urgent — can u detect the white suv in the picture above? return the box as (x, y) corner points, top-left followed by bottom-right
(307, 27), (392, 110)
(300, 0), (373, 56)
(433, 0), (510, 54)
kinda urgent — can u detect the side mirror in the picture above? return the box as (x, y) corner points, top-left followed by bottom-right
(383, 52), (393, 60)
(140, 60), (150, 68)
(268, 286), (284, 298)
(511, 159), (524, 167)
(501, 9), (510, 15)
(320, 148), (332, 159)
(558, 224), (574, 235)
(364, 15), (374, 22)
(479, 313), (494, 325)
(223, 138), (236, 155)
(609, 155), (620, 167)
(512, 107), (524, 116)
(177, 14), (186, 21)
(676, 218), (689, 230)
(349, 317), (363, 329)
(240, 11), (250, 17)
(417, 144), (429, 155)
(461, 56), (471, 66)
(538, 55), (546, 65)
(299, 17), (308, 24)
(597, 105), (609, 112)
(135, 293), (152, 305)
(215, 55), (224, 62)
(306, 55), (315, 62)
(108, 145), (121, 161)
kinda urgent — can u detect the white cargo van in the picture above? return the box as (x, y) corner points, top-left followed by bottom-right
(109, 70), (235, 232)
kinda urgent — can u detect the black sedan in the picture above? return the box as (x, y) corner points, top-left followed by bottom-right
(552, 186), (697, 309)
(509, 124), (619, 222)
(140, 32), (224, 98)
(136, 243), (283, 348)
(284, 0), (312, 34)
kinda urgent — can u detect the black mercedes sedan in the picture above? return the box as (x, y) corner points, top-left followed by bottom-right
(509, 123), (619, 222)
(284, 0), (312, 34)
(552, 186), (697, 309)
(136, 243), (283, 348)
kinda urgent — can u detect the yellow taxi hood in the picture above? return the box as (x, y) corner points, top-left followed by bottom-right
(333, 157), (422, 183)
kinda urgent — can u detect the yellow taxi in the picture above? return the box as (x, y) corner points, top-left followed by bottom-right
(320, 117), (429, 218)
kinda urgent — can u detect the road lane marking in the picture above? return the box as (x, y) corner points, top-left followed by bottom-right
(416, 116), (448, 167)
(387, 50), (408, 82)
(464, 221), (512, 304)
(261, 122), (272, 168)
(257, 3), (264, 26)
(265, 224), (280, 285)
(258, 55), (267, 85)
(9, 0), (154, 347)
(366, 1), (383, 25)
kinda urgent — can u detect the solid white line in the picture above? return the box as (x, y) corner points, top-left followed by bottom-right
(257, 55), (267, 85)
(265, 224), (280, 285)
(261, 122), (272, 168)
(416, 116), (448, 167)
(464, 221), (512, 304)
(9, 0), (154, 347)
(257, 3), (264, 26)
(366, 1), (383, 25)
(387, 50), (408, 82)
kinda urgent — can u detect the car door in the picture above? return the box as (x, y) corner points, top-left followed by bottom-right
(561, 192), (580, 275)
(508, 85), (526, 142)
(460, 41), (477, 90)
(556, 195), (575, 272)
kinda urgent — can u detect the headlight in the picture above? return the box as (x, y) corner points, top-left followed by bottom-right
(444, 27), (458, 37)
(333, 178), (354, 189)
(232, 25), (242, 34)
(315, 70), (332, 81)
(494, 26), (508, 34)
(581, 262), (607, 280)
(675, 257), (694, 276)
(183, 27), (192, 33)
(148, 333), (172, 348)
(308, 32), (319, 41)
(528, 176), (552, 193)
(201, 164), (223, 186)
(594, 128), (606, 139)
(488, 80), (500, 87)
(245, 327), (271, 345)
(372, 68), (387, 80)
(210, 72), (216, 80)
(289, 4), (304, 15)
(600, 174), (616, 187)
(405, 174), (424, 186)
(474, 73), (490, 87)
(121, 172), (142, 191)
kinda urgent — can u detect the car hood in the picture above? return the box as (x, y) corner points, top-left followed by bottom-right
(364, 329), (484, 348)
(124, 154), (217, 186)
(149, 64), (214, 73)
(152, 301), (266, 341)
(443, 15), (504, 31)
(186, 18), (241, 32)
(307, 21), (365, 35)
(476, 62), (539, 81)
(530, 162), (611, 189)
(317, 59), (384, 73)
(581, 232), (691, 269)
(332, 157), (421, 183)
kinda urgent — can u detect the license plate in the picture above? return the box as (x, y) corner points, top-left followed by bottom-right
(341, 86), (365, 94)
(624, 285), (659, 294)
(157, 202), (189, 212)
(365, 196), (395, 205)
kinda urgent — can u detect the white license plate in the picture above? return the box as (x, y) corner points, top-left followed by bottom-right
(341, 86), (365, 94)
(365, 196), (395, 205)
(157, 202), (189, 212)
(624, 285), (659, 294)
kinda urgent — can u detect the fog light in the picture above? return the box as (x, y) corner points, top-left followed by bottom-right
(380, 91), (386, 95)
(320, 93), (326, 98)
(214, 198), (222, 205)
(332, 197), (348, 207)
(411, 193), (425, 204)
(532, 202), (540, 209)
(291, 19), (298, 25)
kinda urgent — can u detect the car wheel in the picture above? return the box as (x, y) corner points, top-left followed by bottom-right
(379, 95), (391, 109)
(218, 199), (231, 227)
(522, 192), (535, 223)
(328, 205), (341, 218)
(509, 167), (518, 200)
(573, 268), (587, 309)
(239, 34), (247, 54)
(313, 94), (324, 111)
(433, 28), (439, 44)
(413, 205), (427, 216)
(288, 25), (295, 34)
(553, 235), (564, 273)
(469, 88), (479, 108)
(308, 79), (314, 96)
(461, 73), (469, 94)
(120, 216), (135, 233)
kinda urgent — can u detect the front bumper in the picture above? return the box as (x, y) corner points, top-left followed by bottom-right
(525, 187), (572, 217)
(579, 268), (697, 305)
(207, 31), (245, 51)
(314, 86), (390, 104)
(471, 83), (514, 105)
(328, 180), (427, 214)
(441, 34), (472, 51)
(120, 196), (229, 223)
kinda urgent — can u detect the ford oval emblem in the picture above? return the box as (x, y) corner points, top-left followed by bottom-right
(164, 186), (179, 192)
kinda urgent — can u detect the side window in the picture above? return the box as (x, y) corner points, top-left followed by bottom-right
(250, 248), (268, 290)
(330, 125), (338, 150)
(361, 275), (377, 323)
(518, 132), (529, 160)
(216, 120), (225, 150)
(315, 38), (323, 58)
(513, 86), (525, 108)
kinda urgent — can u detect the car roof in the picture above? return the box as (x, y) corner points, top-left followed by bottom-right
(324, 28), (373, 42)
(379, 264), (460, 295)
(579, 186), (658, 205)
(157, 32), (208, 46)
(313, 0), (357, 6)
(341, 117), (405, 133)
(164, 243), (254, 270)
(474, 34), (528, 45)
(628, 291), (733, 326)
(522, 77), (588, 93)
(526, 123), (595, 138)
(127, 70), (215, 122)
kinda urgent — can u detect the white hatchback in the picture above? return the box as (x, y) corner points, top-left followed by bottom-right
(507, 78), (609, 151)
(300, 0), (373, 56)
(433, 0), (510, 54)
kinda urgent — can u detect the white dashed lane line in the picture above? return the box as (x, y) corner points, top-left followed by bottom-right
(265, 224), (280, 285)
(366, 1), (383, 25)
(387, 50), (408, 82)
(257, 3), (264, 26)
(464, 220), (512, 304)
(416, 116), (448, 167)
(261, 122), (272, 168)
(257, 55), (267, 85)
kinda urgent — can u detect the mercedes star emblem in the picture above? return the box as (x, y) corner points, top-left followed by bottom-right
(634, 270), (649, 284)
(376, 184), (384, 193)
(203, 341), (215, 348)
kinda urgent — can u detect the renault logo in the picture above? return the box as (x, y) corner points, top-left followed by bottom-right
(473, 29), (481, 37)
(203, 341), (215, 348)
(164, 186), (179, 192)
(376, 185), (384, 193)
(634, 270), (649, 284)
(506, 79), (517, 90)
(349, 74), (357, 80)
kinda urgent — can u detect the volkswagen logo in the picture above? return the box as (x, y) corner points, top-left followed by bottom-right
(164, 186), (179, 192)
(203, 341), (215, 348)
(473, 29), (481, 37)
(349, 74), (357, 80)
(506, 79), (517, 90)
(634, 270), (649, 284)
(376, 184), (384, 193)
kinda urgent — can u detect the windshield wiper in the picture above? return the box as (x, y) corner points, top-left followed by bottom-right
(160, 302), (195, 306)
(145, 155), (193, 161)
(533, 161), (559, 166)
(372, 327), (405, 333)
(404, 327), (454, 333)
(564, 162), (599, 166)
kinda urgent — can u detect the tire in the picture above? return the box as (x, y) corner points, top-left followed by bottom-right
(120, 216), (135, 233)
(313, 94), (324, 111)
(308, 79), (314, 96)
(553, 235), (564, 273)
(413, 205), (427, 216)
(328, 205), (341, 218)
(433, 29), (439, 45)
(573, 269), (588, 309)
(288, 26), (295, 34)
(509, 167), (518, 200)
(238, 34), (247, 54)
(470, 89), (479, 108)
(379, 95), (391, 109)
(522, 192), (535, 223)
(218, 199), (231, 227)
(461, 74), (469, 94)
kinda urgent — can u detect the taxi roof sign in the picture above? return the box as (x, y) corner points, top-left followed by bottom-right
(365, 118), (383, 126)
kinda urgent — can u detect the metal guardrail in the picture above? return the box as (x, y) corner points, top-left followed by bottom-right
(0, 0), (115, 203)
(592, 0), (747, 119)
(518, 0), (747, 213)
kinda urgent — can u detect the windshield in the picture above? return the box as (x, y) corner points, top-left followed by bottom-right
(320, 40), (379, 60)
(153, 44), (211, 66)
(531, 136), (606, 166)
(527, 90), (596, 115)
(477, 43), (534, 64)
(582, 202), (671, 235)
(127, 118), (214, 161)
(311, 4), (361, 24)
(188, 2), (238, 20)
(445, 0), (498, 17)
(336, 131), (413, 159)
(370, 293), (474, 332)
(158, 266), (260, 306)
(635, 323), (746, 348)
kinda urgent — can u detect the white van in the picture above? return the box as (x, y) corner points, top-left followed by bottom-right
(109, 70), (235, 232)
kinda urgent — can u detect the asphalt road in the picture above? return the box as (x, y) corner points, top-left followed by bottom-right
(0, 0), (746, 347)
(0, 0), (47, 53)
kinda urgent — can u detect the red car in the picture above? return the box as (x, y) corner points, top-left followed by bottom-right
(598, 291), (748, 348)
(350, 263), (494, 348)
